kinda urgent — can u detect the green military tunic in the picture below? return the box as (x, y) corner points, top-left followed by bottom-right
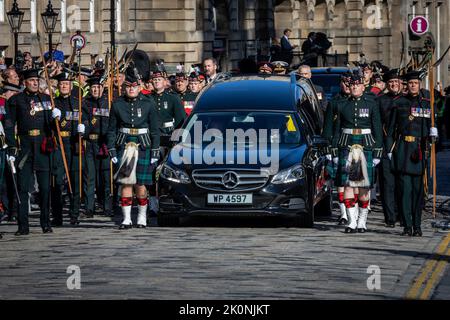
(107, 93), (161, 186)
(152, 90), (187, 134)
(331, 94), (383, 188)
(4, 90), (55, 232)
(386, 93), (432, 231)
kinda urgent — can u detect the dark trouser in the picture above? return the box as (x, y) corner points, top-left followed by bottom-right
(52, 169), (82, 221)
(379, 158), (398, 224)
(85, 151), (111, 213)
(398, 174), (424, 229)
(17, 163), (50, 232)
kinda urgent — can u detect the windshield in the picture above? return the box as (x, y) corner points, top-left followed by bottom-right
(311, 74), (341, 101)
(180, 111), (303, 146)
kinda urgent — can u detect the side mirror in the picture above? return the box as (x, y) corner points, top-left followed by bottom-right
(311, 135), (329, 148)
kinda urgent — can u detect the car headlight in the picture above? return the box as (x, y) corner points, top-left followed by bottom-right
(271, 164), (305, 184)
(159, 164), (191, 184)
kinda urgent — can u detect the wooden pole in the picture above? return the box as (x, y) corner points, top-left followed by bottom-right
(429, 52), (436, 218)
(78, 51), (83, 200)
(108, 49), (114, 197)
(36, 33), (72, 194)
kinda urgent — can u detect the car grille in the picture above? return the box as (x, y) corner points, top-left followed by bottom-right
(191, 168), (270, 192)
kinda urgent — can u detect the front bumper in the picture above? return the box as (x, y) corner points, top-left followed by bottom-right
(157, 176), (310, 217)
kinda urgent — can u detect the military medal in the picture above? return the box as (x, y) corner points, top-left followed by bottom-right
(164, 101), (168, 109)
(137, 108), (142, 117)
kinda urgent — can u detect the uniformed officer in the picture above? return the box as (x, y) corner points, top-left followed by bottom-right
(84, 76), (113, 217)
(51, 72), (88, 226)
(377, 69), (402, 228)
(174, 72), (197, 116)
(386, 71), (438, 237)
(4, 69), (62, 235)
(331, 73), (383, 233)
(258, 62), (274, 74)
(188, 71), (205, 94)
(323, 72), (352, 225)
(151, 70), (186, 135)
(72, 66), (92, 98)
(361, 63), (375, 94)
(272, 61), (289, 75)
(107, 69), (160, 229)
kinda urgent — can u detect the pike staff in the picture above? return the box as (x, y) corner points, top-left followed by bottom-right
(36, 32), (72, 194)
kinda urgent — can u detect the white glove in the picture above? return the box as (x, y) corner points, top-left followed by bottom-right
(151, 158), (158, 165)
(111, 157), (118, 164)
(7, 155), (15, 162)
(52, 108), (62, 120)
(387, 153), (392, 160)
(326, 154), (332, 161)
(77, 124), (85, 134)
(429, 127), (438, 138)
(373, 158), (380, 167)
(333, 157), (339, 165)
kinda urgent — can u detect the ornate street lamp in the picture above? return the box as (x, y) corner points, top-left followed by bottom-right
(7, 0), (24, 65)
(41, 0), (59, 59)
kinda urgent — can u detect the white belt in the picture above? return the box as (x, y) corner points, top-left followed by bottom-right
(342, 128), (372, 135)
(163, 121), (174, 128)
(119, 128), (148, 135)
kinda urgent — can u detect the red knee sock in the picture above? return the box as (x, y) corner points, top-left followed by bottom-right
(344, 199), (355, 208)
(120, 197), (133, 207)
(358, 200), (370, 209)
(338, 192), (345, 203)
(137, 197), (148, 206)
(354, 193), (359, 202)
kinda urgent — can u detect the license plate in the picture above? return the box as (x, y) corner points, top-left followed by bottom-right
(207, 194), (253, 205)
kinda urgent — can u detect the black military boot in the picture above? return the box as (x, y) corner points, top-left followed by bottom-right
(401, 227), (413, 236)
(413, 227), (422, 237)
(51, 219), (63, 227)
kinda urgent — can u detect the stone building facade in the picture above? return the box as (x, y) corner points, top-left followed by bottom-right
(0, 0), (448, 86)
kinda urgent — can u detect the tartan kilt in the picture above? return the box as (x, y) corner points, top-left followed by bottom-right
(116, 136), (155, 186)
(335, 134), (374, 188)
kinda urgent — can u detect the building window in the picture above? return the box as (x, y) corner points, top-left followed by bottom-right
(89, 0), (95, 33)
(61, 0), (67, 33)
(30, 0), (37, 33)
(0, 0), (4, 23)
(116, 0), (121, 32)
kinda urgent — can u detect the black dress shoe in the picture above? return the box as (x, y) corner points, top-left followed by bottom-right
(413, 228), (423, 237)
(104, 210), (114, 217)
(357, 228), (366, 233)
(85, 211), (94, 218)
(15, 230), (29, 236)
(42, 227), (53, 234)
(0, 233), (3, 239)
(338, 218), (348, 226)
(401, 228), (413, 236)
(385, 222), (396, 228)
(345, 227), (357, 234)
(51, 219), (63, 227)
(70, 218), (80, 226)
(119, 224), (132, 230)
(136, 224), (146, 229)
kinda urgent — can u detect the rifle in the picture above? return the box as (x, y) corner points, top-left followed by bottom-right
(36, 32), (72, 194)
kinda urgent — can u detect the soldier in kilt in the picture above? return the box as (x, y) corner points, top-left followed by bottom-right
(84, 76), (113, 217)
(323, 73), (352, 225)
(331, 73), (383, 233)
(107, 70), (160, 229)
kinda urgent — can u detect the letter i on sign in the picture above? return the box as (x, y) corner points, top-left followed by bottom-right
(417, 19), (422, 33)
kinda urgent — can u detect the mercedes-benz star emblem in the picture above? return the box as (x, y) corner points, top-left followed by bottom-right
(222, 171), (239, 189)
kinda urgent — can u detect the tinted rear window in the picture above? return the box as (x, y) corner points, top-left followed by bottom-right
(311, 74), (341, 101)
